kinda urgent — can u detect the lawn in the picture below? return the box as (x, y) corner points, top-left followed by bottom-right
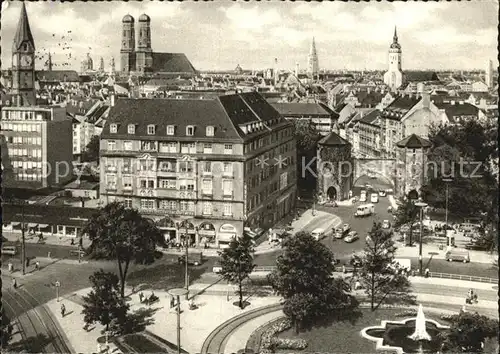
(277, 308), (496, 354)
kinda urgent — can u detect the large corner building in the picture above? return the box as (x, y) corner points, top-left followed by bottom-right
(100, 92), (297, 248)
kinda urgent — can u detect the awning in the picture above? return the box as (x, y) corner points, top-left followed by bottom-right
(38, 224), (49, 228)
(218, 233), (236, 242)
(11, 222), (21, 226)
(27, 223), (39, 228)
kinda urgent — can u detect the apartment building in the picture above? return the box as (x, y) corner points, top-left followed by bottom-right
(270, 102), (338, 135)
(356, 110), (382, 158)
(0, 105), (73, 188)
(100, 92), (296, 248)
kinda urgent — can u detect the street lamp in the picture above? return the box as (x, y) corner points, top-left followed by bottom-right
(414, 199), (428, 276)
(168, 288), (188, 354)
(442, 178), (453, 231)
(180, 220), (190, 300)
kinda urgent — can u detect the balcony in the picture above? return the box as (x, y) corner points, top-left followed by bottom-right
(223, 191), (234, 200)
(106, 185), (117, 191)
(138, 188), (157, 197)
(202, 170), (212, 177)
(157, 169), (177, 177)
(137, 169), (157, 178)
(201, 189), (213, 197)
(156, 189), (197, 199)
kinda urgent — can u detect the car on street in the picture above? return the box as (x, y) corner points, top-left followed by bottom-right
(378, 190), (386, 197)
(385, 188), (394, 194)
(354, 204), (374, 217)
(311, 228), (325, 241)
(382, 219), (391, 229)
(334, 227), (344, 239)
(370, 193), (379, 203)
(344, 231), (359, 243)
(342, 223), (351, 233)
(464, 242), (489, 251)
(445, 249), (470, 263)
(178, 252), (203, 266)
(212, 262), (223, 273)
(1, 246), (17, 256)
(360, 190), (367, 202)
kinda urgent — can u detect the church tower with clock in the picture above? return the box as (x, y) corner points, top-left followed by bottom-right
(383, 27), (404, 91)
(12, 2), (36, 106)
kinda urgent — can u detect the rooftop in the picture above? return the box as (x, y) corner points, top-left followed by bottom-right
(318, 131), (350, 146)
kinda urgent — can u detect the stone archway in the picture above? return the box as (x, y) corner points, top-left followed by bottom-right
(198, 222), (216, 247)
(156, 217), (176, 244)
(327, 186), (338, 201)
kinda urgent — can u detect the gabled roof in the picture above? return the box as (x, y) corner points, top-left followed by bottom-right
(318, 131), (350, 146)
(434, 102), (479, 119)
(396, 134), (431, 149)
(405, 71), (440, 82)
(13, 3), (35, 52)
(358, 109), (380, 126)
(270, 102), (331, 117)
(36, 70), (80, 82)
(151, 53), (197, 75)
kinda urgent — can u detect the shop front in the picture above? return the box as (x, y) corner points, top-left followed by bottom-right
(177, 221), (197, 246)
(156, 217), (177, 245)
(198, 222), (216, 248)
(218, 223), (237, 248)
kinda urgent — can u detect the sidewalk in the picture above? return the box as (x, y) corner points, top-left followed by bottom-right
(48, 286), (281, 354)
(2, 257), (89, 280)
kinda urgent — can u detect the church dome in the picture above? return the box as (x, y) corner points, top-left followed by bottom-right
(122, 14), (134, 23)
(139, 14), (151, 22)
(390, 42), (401, 50)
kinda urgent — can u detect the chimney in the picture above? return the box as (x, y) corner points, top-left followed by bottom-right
(422, 93), (430, 108)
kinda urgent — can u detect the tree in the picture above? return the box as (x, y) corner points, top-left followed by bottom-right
(268, 232), (357, 333)
(293, 120), (322, 194)
(81, 270), (130, 334)
(359, 222), (414, 311)
(393, 197), (419, 246)
(83, 202), (164, 297)
(81, 135), (100, 163)
(218, 233), (255, 309)
(438, 311), (499, 353)
(1, 308), (13, 348)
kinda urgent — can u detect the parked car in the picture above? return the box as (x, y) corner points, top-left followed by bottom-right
(1, 246), (17, 256)
(344, 231), (359, 243)
(378, 190), (386, 197)
(464, 242), (489, 251)
(382, 220), (391, 229)
(360, 190), (367, 202)
(311, 228), (325, 241)
(350, 254), (363, 267)
(370, 193), (379, 203)
(354, 204), (374, 217)
(445, 249), (470, 263)
(334, 228), (344, 239)
(342, 223), (351, 233)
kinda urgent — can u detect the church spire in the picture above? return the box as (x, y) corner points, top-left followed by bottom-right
(47, 52), (53, 71)
(393, 26), (398, 44)
(310, 37), (317, 55)
(13, 2), (35, 52)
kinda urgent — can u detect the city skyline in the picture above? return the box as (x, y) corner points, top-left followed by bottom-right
(1, 1), (498, 72)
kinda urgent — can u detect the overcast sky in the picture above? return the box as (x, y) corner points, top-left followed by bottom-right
(1, 1), (497, 72)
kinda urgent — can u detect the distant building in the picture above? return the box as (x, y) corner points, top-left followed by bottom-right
(383, 27), (404, 91)
(270, 102), (338, 135)
(485, 59), (493, 88)
(80, 53), (94, 73)
(307, 37), (319, 79)
(1, 106), (73, 189)
(120, 14), (197, 77)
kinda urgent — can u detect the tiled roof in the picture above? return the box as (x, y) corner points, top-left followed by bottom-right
(405, 71), (440, 82)
(434, 102), (479, 119)
(151, 53), (197, 74)
(36, 70), (80, 82)
(221, 91), (281, 125)
(358, 109), (380, 126)
(319, 131), (350, 146)
(396, 134), (431, 149)
(270, 102), (331, 117)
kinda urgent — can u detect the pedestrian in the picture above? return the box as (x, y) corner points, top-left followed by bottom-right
(60, 303), (66, 317)
(8, 262), (13, 273)
(26, 257), (30, 267)
(342, 265), (346, 274)
(170, 296), (175, 309)
(97, 343), (102, 353)
(424, 268), (430, 278)
(12, 278), (17, 289)
(139, 292), (144, 303)
(35, 261), (40, 271)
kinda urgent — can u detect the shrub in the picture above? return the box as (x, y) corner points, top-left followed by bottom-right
(260, 318), (307, 351)
(395, 310), (418, 317)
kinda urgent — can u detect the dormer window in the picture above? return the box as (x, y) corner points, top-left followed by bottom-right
(186, 125), (194, 136)
(128, 124), (135, 134)
(147, 124), (156, 135)
(166, 125), (175, 135)
(206, 126), (214, 137)
(110, 124), (118, 133)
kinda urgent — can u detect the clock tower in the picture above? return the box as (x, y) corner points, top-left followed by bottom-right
(12, 2), (36, 106)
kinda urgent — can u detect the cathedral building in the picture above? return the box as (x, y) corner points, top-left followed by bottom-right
(80, 53), (94, 73)
(383, 27), (405, 91)
(119, 14), (197, 77)
(307, 37), (319, 79)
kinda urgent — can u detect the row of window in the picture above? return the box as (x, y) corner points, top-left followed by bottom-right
(243, 127), (293, 154)
(8, 148), (42, 158)
(106, 159), (235, 175)
(12, 161), (43, 169)
(110, 123), (216, 137)
(106, 140), (234, 154)
(1, 123), (42, 132)
(14, 172), (43, 181)
(6, 136), (42, 145)
(2, 111), (46, 121)
(130, 198), (233, 216)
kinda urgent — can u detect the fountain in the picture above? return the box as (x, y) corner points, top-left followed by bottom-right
(361, 304), (450, 354)
(409, 304), (431, 341)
